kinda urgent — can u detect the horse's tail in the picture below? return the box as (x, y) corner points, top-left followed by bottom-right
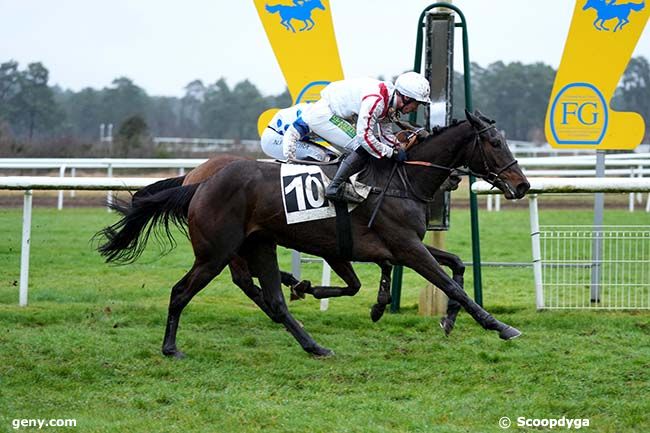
(95, 182), (200, 264)
(265, 3), (282, 14)
(131, 176), (186, 206)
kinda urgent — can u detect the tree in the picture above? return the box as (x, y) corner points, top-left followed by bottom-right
(0, 61), (20, 118)
(231, 79), (268, 139)
(613, 56), (650, 142)
(179, 80), (205, 137)
(114, 114), (150, 157)
(200, 78), (236, 138)
(58, 87), (105, 139)
(5, 62), (64, 140)
(102, 77), (149, 129)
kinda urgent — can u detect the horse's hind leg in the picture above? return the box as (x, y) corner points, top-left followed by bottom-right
(247, 240), (333, 357)
(370, 262), (393, 323)
(162, 257), (228, 358)
(424, 245), (465, 335)
(292, 258), (361, 300)
(229, 255), (275, 319)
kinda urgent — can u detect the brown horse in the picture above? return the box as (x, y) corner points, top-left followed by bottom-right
(113, 154), (386, 318)
(97, 110), (530, 357)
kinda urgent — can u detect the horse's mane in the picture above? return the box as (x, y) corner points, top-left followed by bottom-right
(428, 118), (466, 137)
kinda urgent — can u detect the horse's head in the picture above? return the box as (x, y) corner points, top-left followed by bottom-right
(464, 110), (530, 199)
(583, 0), (600, 11)
(310, 0), (326, 11)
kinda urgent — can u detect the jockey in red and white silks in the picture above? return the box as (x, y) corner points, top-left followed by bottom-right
(282, 72), (430, 203)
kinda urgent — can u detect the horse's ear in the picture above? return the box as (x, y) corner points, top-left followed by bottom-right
(475, 109), (496, 124)
(465, 109), (482, 128)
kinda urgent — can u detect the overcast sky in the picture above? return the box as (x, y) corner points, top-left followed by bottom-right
(1, 0), (649, 97)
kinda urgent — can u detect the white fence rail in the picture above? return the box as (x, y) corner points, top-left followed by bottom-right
(0, 158), (207, 210)
(1, 176), (163, 306)
(473, 177), (650, 310)
(0, 176), (332, 310)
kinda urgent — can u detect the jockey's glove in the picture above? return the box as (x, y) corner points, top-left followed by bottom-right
(392, 148), (408, 162)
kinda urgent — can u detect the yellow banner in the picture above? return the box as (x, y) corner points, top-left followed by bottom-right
(253, 0), (344, 136)
(545, 0), (649, 149)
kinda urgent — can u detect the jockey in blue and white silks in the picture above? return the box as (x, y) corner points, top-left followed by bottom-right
(261, 103), (340, 162)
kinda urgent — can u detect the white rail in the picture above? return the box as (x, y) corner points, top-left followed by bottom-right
(0, 176), (163, 306)
(472, 178), (650, 310)
(0, 158), (204, 210)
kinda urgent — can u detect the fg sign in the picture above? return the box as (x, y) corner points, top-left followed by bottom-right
(545, 0), (649, 150)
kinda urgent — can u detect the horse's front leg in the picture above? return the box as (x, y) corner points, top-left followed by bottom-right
(299, 19), (310, 31)
(423, 245), (465, 336)
(396, 243), (521, 340)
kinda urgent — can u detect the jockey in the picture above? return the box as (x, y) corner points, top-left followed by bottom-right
(261, 103), (340, 162)
(282, 72), (431, 203)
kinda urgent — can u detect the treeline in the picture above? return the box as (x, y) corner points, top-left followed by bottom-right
(0, 57), (648, 156)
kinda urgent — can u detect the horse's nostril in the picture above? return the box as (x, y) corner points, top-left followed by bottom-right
(517, 182), (531, 197)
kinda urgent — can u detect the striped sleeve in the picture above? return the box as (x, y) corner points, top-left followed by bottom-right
(356, 95), (394, 158)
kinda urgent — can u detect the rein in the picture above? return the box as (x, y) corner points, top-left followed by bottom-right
(397, 124), (519, 202)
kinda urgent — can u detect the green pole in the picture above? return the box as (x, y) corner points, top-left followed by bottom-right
(391, 2), (483, 313)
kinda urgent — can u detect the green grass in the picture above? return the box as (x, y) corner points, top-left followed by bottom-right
(0, 206), (648, 433)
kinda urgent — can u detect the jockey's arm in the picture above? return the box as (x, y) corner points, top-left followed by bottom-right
(378, 120), (399, 149)
(356, 96), (395, 159)
(282, 117), (310, 160)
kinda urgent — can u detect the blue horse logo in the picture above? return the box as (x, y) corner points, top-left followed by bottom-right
(265, 0), (326, 32)
(583, 0), (646, 32)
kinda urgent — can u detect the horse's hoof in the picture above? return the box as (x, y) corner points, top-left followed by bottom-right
(370, 303), (386, 322)
(439, 317), (455, 336)
(289, 280), (310, 301)
(310, 346), (334, 358)
(499, 326), (522, 341)
(162, 348), (185, 359)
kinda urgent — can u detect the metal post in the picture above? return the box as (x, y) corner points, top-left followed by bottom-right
(392, 2), (483, 311)
(629, 167), (635, 212)
(20, 190), (33, 306)
(70, 168), (76, 198)
(107, 163), (113, 212)
(57, 165), (66, 210)
(529, 194), (544, 309)
(291, 250), (301, 280)
(590, 150), (605, 303)
(320, 260), (331, 311)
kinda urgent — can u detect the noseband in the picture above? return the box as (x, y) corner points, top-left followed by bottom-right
(465, 124), (519, 186)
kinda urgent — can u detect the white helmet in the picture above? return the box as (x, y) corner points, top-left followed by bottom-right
(394, 72), (431, 104)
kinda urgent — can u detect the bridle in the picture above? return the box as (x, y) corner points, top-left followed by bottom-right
(399, 122), (519, 201)
(464, 124), (519, 185)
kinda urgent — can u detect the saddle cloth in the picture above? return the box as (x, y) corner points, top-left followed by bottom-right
(280, 163), (371, 224)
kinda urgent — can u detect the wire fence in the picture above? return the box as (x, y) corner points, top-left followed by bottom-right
(540, 225), (650, 309)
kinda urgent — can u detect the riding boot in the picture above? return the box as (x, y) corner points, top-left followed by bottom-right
(325, 147), (369, 203)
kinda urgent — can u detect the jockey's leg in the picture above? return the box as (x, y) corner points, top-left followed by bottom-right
(324, 146), (369, 203)
(301, 99), (357, 152)
(260, 128), (285, 160)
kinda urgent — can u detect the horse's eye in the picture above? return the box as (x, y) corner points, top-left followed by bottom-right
(491, 138), (502, 148)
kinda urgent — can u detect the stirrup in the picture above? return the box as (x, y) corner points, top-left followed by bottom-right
(325, 183), (364, 204)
